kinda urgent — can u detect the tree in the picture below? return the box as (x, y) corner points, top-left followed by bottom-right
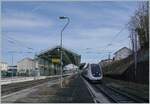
(128, 1), (149, 50)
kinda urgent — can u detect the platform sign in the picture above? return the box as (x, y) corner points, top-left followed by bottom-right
(52, 58), (60, 64)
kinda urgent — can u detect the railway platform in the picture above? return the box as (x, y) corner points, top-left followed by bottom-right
(2, 74), (93, 103)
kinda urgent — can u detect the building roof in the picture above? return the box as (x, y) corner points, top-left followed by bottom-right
(38, 45), (80, 57)
(114, 47), (132, 55)
(37, 45), (81, 66)
(18, 57), (34, 63)
(0, 62), (8, 64)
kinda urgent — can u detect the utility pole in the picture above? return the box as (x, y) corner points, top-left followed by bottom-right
(108, 52), (111, 59)
(134, 30), (138, 79)
(130, 30), (137, 80)
(11, 53), (14, 82)
(11, 55), (13, 65)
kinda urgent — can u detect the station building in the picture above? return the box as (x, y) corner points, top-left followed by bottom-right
(35, 46), (81, 76)
(16, 46), (81, 76)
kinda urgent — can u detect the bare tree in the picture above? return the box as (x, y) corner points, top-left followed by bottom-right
(128, 1), (149, 50)
(128, 1), (149, 78)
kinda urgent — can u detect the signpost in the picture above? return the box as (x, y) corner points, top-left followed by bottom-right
(52, 58), (60, 64)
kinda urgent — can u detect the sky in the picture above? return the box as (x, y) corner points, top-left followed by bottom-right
(1, 1), (140, 65)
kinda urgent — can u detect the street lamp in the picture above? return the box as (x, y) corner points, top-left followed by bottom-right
(59, 16), (70, 88)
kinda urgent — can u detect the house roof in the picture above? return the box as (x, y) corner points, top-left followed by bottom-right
(114, 47), (132, 55)
(18, 57), (34, 63)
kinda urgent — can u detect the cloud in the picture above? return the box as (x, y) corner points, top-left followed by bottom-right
(2, 27), (128, 60)
(29, 2), (134, 25)
(2, 32), (59, 52)
(2, 12), (53, 30)
(63, 27), (129, 48)
(2, 1), (138, 64)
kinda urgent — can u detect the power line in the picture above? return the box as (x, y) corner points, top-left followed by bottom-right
(3, 33), (34, 51)
(7, 51), (33, 54)
(83, 24), (129, 61)
(102, 23), (129, 52)
(108, 23), (129, 45)
(81, 24), (129, 53)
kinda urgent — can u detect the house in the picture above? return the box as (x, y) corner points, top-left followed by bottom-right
(0, 62), (8, 71)
(0, 62), (8, 77)
(113, 47), (132, 61)
(17, 58), (37, 76)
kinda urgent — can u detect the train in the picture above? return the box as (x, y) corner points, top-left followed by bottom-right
(82, 63), (103, 82)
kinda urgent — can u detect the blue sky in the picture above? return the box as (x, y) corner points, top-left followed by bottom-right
(1, 1), (140, 65)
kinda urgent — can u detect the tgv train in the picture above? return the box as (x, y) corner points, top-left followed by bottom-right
(82, 63), (103, 82)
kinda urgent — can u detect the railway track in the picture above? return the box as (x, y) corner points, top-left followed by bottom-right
(1, 77), (58, 96)
(94, 83), (147, 103)
(2, 75), (70, 96)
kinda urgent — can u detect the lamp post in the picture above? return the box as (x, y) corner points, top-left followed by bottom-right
(59, 16), (70, 88)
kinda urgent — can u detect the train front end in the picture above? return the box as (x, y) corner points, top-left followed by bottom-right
(89, 64), (103, 81)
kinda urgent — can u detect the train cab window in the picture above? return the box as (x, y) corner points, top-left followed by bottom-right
(91, 64), (101, 77)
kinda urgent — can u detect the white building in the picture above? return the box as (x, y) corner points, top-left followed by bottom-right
(113, 47), (132, 61)
(17, 58), (36, 75)
(0, 62), (8, 71)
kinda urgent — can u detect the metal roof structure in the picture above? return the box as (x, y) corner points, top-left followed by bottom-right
(36, 46), (81, 66)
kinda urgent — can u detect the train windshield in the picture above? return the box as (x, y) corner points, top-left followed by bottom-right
(91, 64), (101, 77)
